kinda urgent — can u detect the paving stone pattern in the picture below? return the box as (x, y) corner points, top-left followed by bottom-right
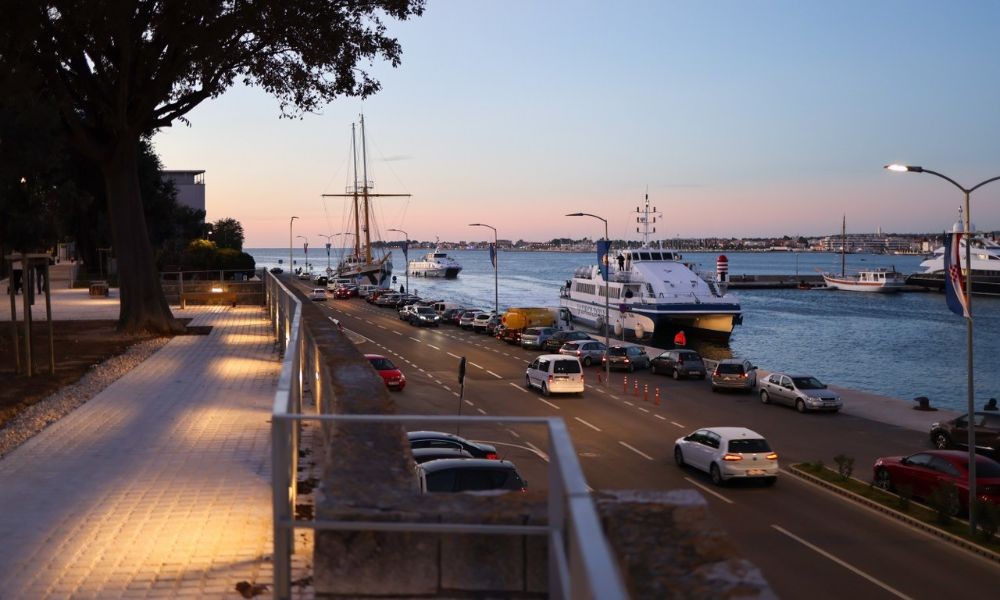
(0, 307), (311, 599)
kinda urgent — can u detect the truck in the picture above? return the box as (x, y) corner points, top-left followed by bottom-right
(499, 307), (573, 344)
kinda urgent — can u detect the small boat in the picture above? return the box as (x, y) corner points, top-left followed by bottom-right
(822, 216), (905, 293)
(408, 248), (463, 278)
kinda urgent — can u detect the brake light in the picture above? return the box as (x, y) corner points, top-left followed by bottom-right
(766, 452), (778, 460)
(486, 451), (498, 460)
(624, 358), (630, 363)
(740, 373), (747, 379)
(576, 350), (581, 356)
(548, 374), (553, 383)
(722, 453), (743, 461)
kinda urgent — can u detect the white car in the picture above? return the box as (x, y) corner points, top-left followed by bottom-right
(525, 354), (584, 396)
(674, 427), (778, 486)
(308, 288), (327, 301)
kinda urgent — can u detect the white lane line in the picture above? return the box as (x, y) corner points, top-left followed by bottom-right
(452, 391), (460, 397)
(538, 397), (561, 410)
(638, 407), (650, 413)
(619, 441), (654, 461)
(442, 385), (452, 392)
(655, 414), (667, 421)
(574, 417), (601, 432)
(378, 325), (387, 330)
(447, 352), (461, 359)
(409, 336), (420, 342)
(417, 367), (425, 373)
(393, 331), (402, 336)
(427, 344), (440, 350)
(525, 441), (550, 462)
(595, 388), (607, 394)
(502, 352), (510, 357)
(507, 429), (521, 438)
(509, 383), (529, 393)
(669, 421), (685, 429)
(771, 525), (914, 599)
(624, 400), (634, 407)
(486, 370), (503, 379)
(470, 362), (484, 369)
(683, 477), (735, 505)
(477, 408), (487, 415)
(365, 320), (374, 325)
(434, 379), (442, 385)
(465, 400), (475, 407)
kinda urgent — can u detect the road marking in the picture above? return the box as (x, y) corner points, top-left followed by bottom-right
(574, 417), (601, 432)
(452, 391), (460, 397)
(509, 383), (529, 393)
(393, 331), (402, 336)
(464, 400), (475, 407)
(771, 525), (913, 599)
(638, 407), (650, 413)
(619, 441), (654, 461)
(655, 414), (667, 421)
(538, 397), (561, 410)
(447, 352), (461, 359)
(427, 344), (440, 350)
(486, 370), (503, 379)
(377, 325), (387, 330)
(470, 362), (484, 369)
(683, 477), (735, 505)
(624, 400), (634, 406)
(417, 367), (425, 373)
(365, 320), (374, 325)
(507, 429), (521, 438)
(502, 352), (510, 357)
(670, 421), (685, 428)
(477, 408), (487, 415)
(595, 388), (607, 394)
(434, 379), (442, 385)
(525, 441), (550, 462)
(442, 385), (451, 391)
(409, 337), (420, 342)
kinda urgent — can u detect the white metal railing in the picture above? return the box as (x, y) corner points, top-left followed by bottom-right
(264, 271), (627, 600)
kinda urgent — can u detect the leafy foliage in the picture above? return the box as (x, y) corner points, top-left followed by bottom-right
(209, 218), (245, 251)
(973, 500), (1000, 541)
(928, 482), (961, 525)
(833, 454), (854, 480)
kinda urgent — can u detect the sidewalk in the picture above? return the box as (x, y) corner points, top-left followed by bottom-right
(0, 304), (309, 598)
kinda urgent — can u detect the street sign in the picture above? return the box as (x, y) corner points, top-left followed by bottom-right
(619, 303), (627, 315)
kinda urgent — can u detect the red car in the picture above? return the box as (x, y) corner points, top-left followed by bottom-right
(366, 354), (406, 391)
(873, 449), (1000, 511)
(333, 286), (356, 299)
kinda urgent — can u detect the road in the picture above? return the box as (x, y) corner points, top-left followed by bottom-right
(300, 282), (1000, 599)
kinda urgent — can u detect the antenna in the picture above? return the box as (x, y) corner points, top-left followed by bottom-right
(636, 191), (662, 247)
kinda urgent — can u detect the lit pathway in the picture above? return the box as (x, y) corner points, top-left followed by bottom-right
(0, 306), (310, 598)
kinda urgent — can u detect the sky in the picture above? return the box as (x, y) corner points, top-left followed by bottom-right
(153, 1), (1000, 247)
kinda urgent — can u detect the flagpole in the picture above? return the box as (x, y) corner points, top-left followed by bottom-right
(469, 223), (498, 314)
(388, 228), (409, 294)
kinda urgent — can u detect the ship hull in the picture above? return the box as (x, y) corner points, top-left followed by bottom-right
(821, 275), (904, 293)
(337, 259), (393, 288)
(559, 298), (741, 343)
(409, 264), (462, 278)
(906, 272), (1000, 296)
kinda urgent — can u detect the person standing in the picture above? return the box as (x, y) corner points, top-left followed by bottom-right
(11, 257), (23, 295)
(36, 262), (46, 294)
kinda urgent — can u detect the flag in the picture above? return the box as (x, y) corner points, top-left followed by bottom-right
(597, 240), (610, 279)
(303, 242), (308, 255)
(489, 243), (496, 269)
(402, 241), (409, 260)
(944, 232), (970, 318)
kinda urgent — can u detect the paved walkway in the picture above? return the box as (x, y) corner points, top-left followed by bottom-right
(0, 305), (309, 599)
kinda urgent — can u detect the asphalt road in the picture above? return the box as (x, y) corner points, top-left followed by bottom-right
(300, 283), (1000, 599)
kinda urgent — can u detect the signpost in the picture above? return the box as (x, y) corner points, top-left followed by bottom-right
(457, 357), (467, 436)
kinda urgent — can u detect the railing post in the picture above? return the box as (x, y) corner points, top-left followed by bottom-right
(548, 421), (569, 600)
(272, 414), (293, 600)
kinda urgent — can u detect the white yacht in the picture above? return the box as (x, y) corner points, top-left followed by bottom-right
(408, 249), (463, 278)
(907, 215), (1000, 295)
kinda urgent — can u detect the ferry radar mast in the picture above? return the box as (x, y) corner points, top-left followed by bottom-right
(636, 192), (662, 247)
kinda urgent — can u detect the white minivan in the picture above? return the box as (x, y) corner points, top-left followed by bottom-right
(525, 354), (584, 396)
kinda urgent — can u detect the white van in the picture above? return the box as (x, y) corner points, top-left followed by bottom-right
(525, 354), (584, 396)
(326, 277), (354, 291)
(432, 301), (461, 316)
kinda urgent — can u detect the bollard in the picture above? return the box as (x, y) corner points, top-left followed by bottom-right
(655, 388), (660, 406)
(633, 379), (639, 396)
(623, 376), (628, 393)
(597, 371), (603, 384)
(644, 383), (649, 402)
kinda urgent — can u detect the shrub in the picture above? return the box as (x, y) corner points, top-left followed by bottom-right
(833, 454), (854, 480)
(974, 500), (1000, 541)
(896, 485), (913, 511)
(928, 483), (960, 525)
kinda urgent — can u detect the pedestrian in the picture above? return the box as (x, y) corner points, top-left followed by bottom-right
(399, 284), (405, 294)
(985, 398), (998, 411)
(674, 330), (686, 347)
(36, 262), (46, 294)
(617, 253), (625, 271)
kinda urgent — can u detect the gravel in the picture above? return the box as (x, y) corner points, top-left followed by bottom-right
(0, 337), (171, 458)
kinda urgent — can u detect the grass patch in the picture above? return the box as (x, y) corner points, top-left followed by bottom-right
(793, 462), (1000, 554)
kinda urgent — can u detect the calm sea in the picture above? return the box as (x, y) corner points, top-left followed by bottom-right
(249, 247), (1000, 412)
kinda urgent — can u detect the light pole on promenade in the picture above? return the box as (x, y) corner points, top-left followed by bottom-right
(469, 223), (499, 315)
(289, 216), (298, 274)
(296, 235), (309, 274)
(387, 228), (409, 294)
(318, 234), (334, 273)
(885, 163), (1000, 534)
(566, 212), (610, 387)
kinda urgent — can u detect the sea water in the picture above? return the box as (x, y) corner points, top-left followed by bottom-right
(249, 247), (1000, 411)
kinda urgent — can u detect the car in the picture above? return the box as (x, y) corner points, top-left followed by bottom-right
(269, 267), (283, 274)
(314, 275), (329, 286)
(416, 458), (527, 493)
(410, 305), (441, 327)
(650, 349), (707, 379)
(393, 294), (421, 309)
(296, 271), (312, 280)
(333, 286), (355, 299)
(758, 373), (842, 413)
(674, 427), (779, 486)
(710, 359), (758, 393)
(929, 412), (1000, 458)
(525, 354), (585, 396)
(602, 345), (650, 372)
(398, 303), (418, 321)
(366, 289), (388, 303)
(873, 450), (1000, 512)
(440, 307), (465, 323)
(472, 312), (496, 334)
(485, 314), (503, 336)
(308, 288), (327, 301)
(357, 284), (380, 298)
(458, 310), (482, 329)
(558, 340), (607, 367)
(375, 292), (401, 307)
(411, 447), (474, 464)
(520, 327), (557, 350)
(542, 330), (592, 352)
(365, 353), (406, 391)
(407, 430), (498, 459)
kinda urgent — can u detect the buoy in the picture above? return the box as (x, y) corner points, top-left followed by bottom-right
(635, 322), (645, 338)
(717, 254), (729, 283)
(614, 321), (623, 337)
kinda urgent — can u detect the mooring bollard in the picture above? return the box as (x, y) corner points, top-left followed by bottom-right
(655, 388), (661, 406)
(644, 383), (649, 402)
(623, 376), (628, 393)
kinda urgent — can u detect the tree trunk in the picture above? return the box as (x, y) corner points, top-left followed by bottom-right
(101, 142), (182, 334)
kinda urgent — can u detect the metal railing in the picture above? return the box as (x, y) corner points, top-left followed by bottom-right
(264, 271), (628, 600)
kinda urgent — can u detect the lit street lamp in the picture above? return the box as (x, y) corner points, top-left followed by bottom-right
(318, 234), (334, 273)
(289, 216), (298, 273)
(387, 228), (409, 294)
(469, 223), (499, 314)
(567, 212), (610, 387)
(885, 163), (1000, 534)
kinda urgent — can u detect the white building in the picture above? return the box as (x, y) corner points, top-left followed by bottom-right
(162, 170), (206, 216)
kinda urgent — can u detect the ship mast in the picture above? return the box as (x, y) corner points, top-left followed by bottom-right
(841, 215), (846, 277)
(636, 192), (662, 247)
(351, 124), (360, 258)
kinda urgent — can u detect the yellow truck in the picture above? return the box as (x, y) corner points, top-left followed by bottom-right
(500, 307), (572, 344)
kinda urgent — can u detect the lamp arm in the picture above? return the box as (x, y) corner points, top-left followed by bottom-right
(969, 175), (1000, 194)
(921, 169), (969, 194)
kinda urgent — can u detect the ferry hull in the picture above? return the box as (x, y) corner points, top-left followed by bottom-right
(409, 265), (462, 278)
(559, 298), (740, 343)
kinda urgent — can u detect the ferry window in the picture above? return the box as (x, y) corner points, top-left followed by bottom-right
(639, 252), (651, 261)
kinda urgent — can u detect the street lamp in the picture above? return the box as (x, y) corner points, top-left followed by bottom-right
(567, 212), (610, 387)
(885, 163), (1000, 534)
(318, 234), (334, 273)
(387, 228), (409, 294)
(296, 235), (309, 274)
(469, 223), (499, 314)
(289, 216), (298, 274)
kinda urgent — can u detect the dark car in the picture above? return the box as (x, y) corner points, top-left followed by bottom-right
(393, 294), (421, 309)
(929, 412), (1000, 458)
(333, 286), (356, 299)
(485, 314), (503, 336)
(407, 431), (498, 459)
(411, 447), (474, 464)
(417, 458), (526, 493)
(269, 267), (283, 274)
(602, 345), (650, 372)
(441, 307), (465, 323)
(374, 292), (401, 307)
(409, 306), (441, 327)
(543, 330), (592, 352)
(873, 450), (1000, 512)
(650, 349), (706, 379)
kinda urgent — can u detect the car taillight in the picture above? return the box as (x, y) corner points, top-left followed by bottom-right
(740, 373), (747, 379)
(722, 453), (743, 461)
(766, 453), (779, 460)
(486, 452), (498, 460)
(548, 374), (553, 383)
(576, 350), (581, 356)
(624, 358), (630, 363)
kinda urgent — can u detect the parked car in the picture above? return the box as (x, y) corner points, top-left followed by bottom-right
(269, 267), (283, 274)
(410, 306), (442, 327)
(458, 310), (482, 329)
(417, 458), (527, 493)
(472, 312), (496, 334)
(375, 292), (401, 307)
(558, 340), (607, 367)
(398, 304), (418, 321)
(873, 450), (1000, 512)
(485, 314), (503, 336)
(357, 284), (380, 298)
(393, 294), (421, 309)
(296, 271), (312, 280)
(407, 431), (498, 459)
(650, 349), (707, 379)
(543, 330), (592, 352)
(710, 358), (758, 392)
(314, 275), (329, 286)
(440, 307), (465, 323)
(525, 354), (585, 396)
(602, 345), (650, 372)
(308, 288), (327, 301)
(367, 289), (388, 304)
(365, 354), (406, 391)
(333, 286), (355, 299)
(929, 412), (1000, 458)
(674, 427), (779, 486)
(412, 447), (474, 464)
(520, 327), (557, 350)
(758, 373), (842, 413)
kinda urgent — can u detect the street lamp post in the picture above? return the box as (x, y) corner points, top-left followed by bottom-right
(469, 223), (498, 314)
(885, 164), (1000, 534)
(387, 228), (409, 294)
(296, 235), (309, 274)
(289, 216), (298, 274)
(318, 234), (334, 273)
(566, 212), (610, 387)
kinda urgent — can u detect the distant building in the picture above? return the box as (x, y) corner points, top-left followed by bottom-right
(162, 170), (206, 216)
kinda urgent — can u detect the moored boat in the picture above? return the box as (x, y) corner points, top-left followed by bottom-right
(905, 213), (1000, 296)
(822, 216), (905, 292)
(408, 249), (463, 278)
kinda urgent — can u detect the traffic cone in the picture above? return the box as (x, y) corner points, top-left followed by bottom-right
(644, 384), (649, 402)
(655, 388), (661, 406)
(623, 376), (628, 393)
(633, 379), (639, 396)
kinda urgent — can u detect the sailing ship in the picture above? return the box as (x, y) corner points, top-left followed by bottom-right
(906, 210), (1000, 295)
(322, 115), (409, 288)
(822, 216), (905, 292)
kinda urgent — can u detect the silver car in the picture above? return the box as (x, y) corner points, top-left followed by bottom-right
(758, 373), (842, 413)
(558, 340), (607, 367)
(521, 327), (557, 350)
(710, 358), (757, 392)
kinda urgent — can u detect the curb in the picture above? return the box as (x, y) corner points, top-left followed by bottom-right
(787, 465), (1000, 565)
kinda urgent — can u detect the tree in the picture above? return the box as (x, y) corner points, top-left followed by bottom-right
(209, 218), (245, 251)
(2, 1), (424, 333)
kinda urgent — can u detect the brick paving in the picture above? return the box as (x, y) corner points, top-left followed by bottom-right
(0, 306), (312, 599)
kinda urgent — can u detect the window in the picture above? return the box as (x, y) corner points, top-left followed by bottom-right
(928, 457), (960, 477)
(905, 453), (933, 468)
(553, 360), (582, 374)
(780, 376), (793, 387)
(639, 252), (651, 260)
(368, 357), (396, 370)
(425, 470), (457, 492)
(538, 360), (550, 372)
(456, 468), (506, 491)
(705, 432), (721, 449)
(729, 438), (771, 454)
(717, 363), (746, 375)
